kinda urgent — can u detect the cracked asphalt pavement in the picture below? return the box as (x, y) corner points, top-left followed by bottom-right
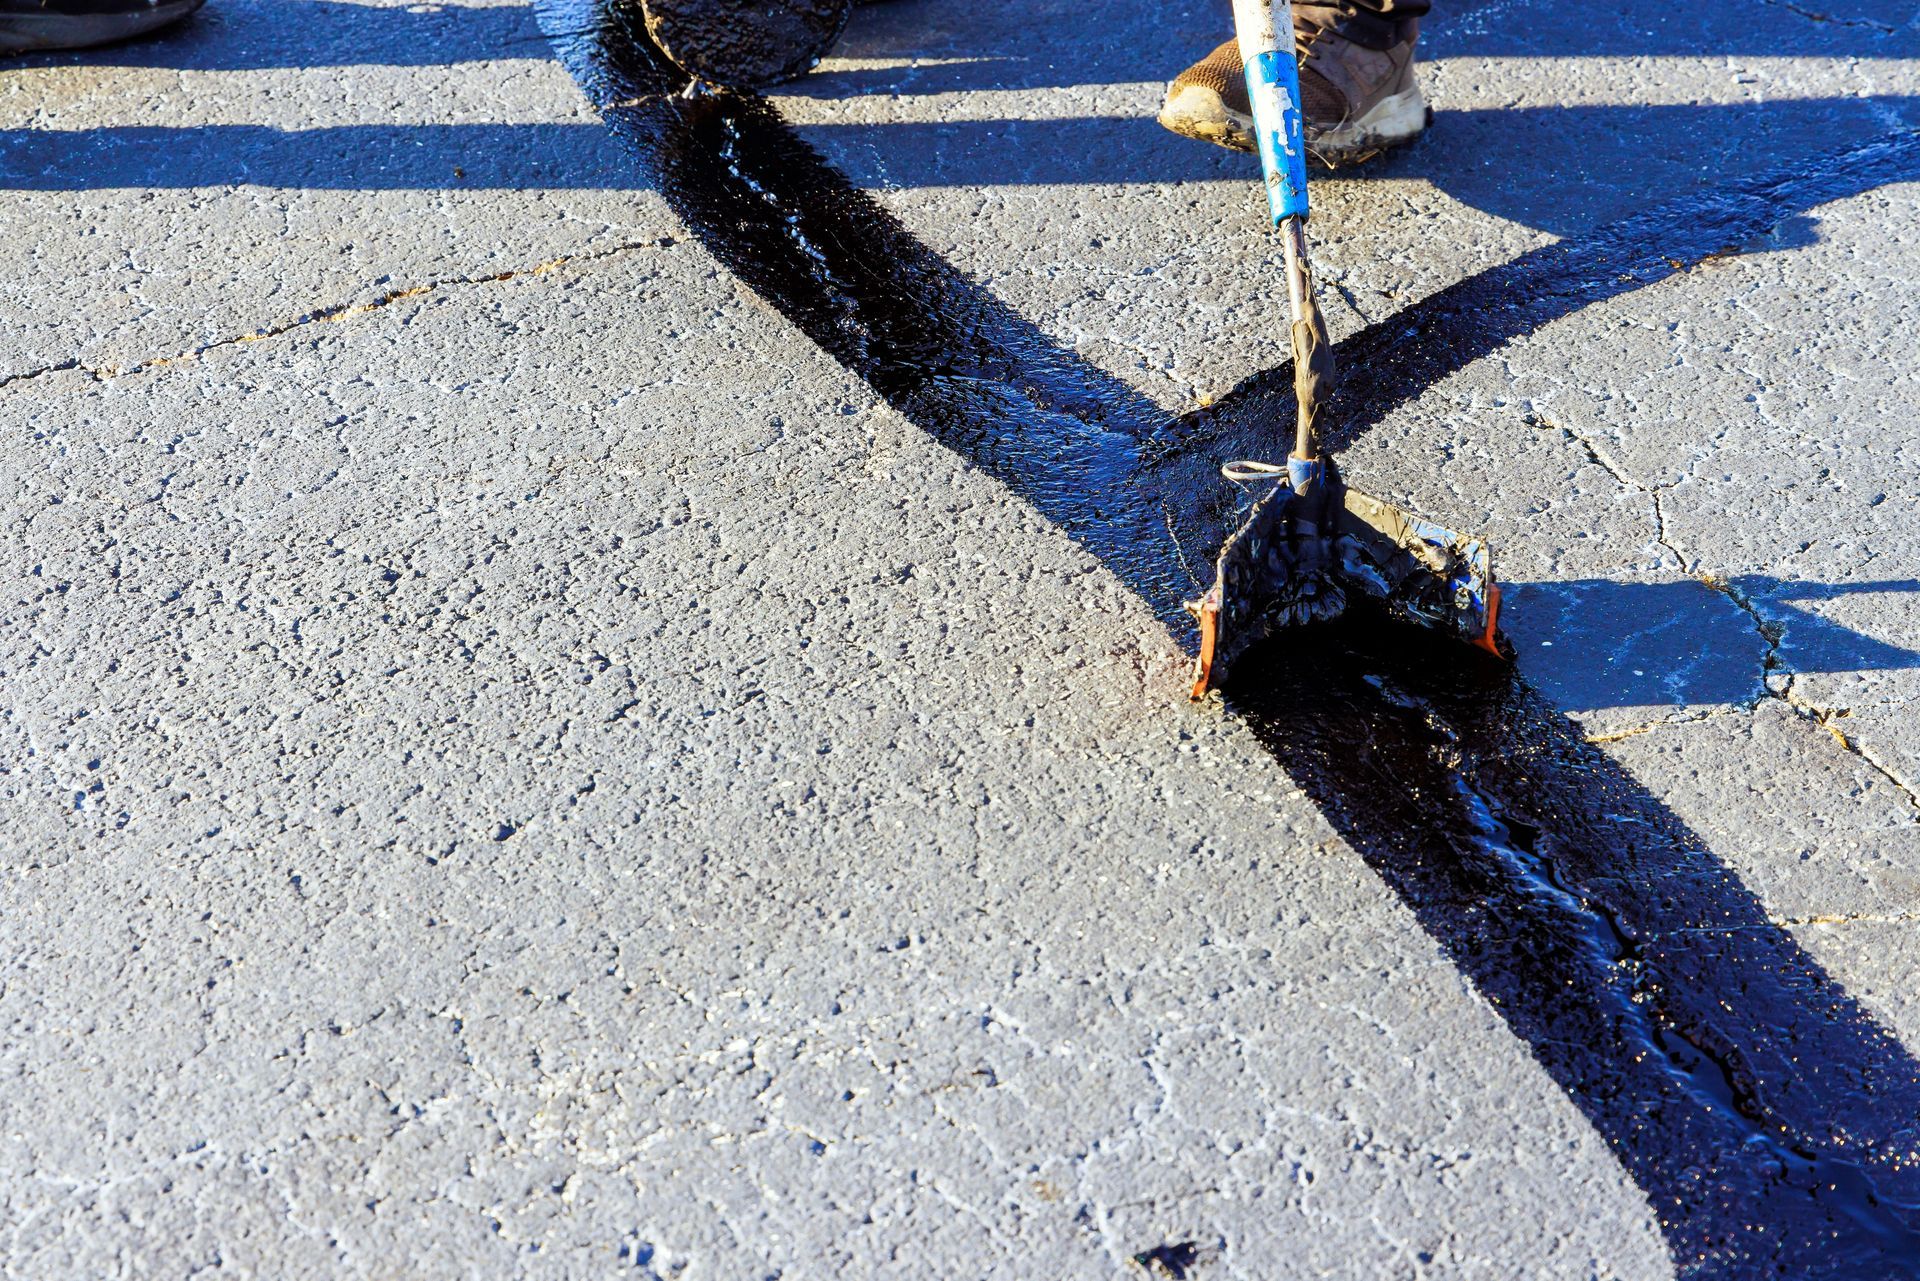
(3, 0), (1919, 1276)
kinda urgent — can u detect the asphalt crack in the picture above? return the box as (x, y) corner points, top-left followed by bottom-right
(528, 11), (1920, 1261)
(1160, 501), (1205, 592)
(0, 236), (678, 388)
(1757, 0), (1900, 34)
(1525, 412), (1918, 809)
(1704, 572), (1920, 812)
(1582, 707), (1743, 744)
(1777, 910), (1920, 928)
(1525, 408), (1686, 564)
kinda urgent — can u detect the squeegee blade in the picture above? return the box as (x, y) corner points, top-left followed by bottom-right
(1338, 487), (1504, 658)
(1186, 473), (1506, 698)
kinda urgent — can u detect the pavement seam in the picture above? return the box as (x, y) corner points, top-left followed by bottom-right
(0, 235), (678, 389)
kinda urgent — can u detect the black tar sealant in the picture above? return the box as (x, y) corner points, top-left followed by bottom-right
(537, 3), (1920, 1272)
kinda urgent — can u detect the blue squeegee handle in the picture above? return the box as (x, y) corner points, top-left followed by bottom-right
(1233, 0), (1310, 225)
(1233, 0), (1322, 460)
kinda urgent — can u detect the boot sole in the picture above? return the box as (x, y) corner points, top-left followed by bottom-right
(1307, 85), (1430, 167)
(1157, 82), (1430, 168)
(1157, 85), (1258, 153)
(0, 0), (203, 52)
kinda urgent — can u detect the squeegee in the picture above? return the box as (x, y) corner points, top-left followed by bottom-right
(1185, 0), (1505, 696)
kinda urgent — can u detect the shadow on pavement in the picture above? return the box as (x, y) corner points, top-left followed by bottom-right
(1144, 123), (1920, 514)
(537, 1), (1920, 1273)
(25, 0), (1906, 78)
(8, 0), (1917, 243)
(0, 122), (620, 190)
(788, 99), (1920, 237)
(3, 0), (546, 71)
(11, 98), (1917, 245)
(1508, 577), (1920, 711)
(805, 0), (1915, 96)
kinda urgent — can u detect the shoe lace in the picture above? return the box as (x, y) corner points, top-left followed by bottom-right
(1291, 2), (1355, 59)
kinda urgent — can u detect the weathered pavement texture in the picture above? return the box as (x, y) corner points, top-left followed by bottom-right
(3, 0), (1919, 1276)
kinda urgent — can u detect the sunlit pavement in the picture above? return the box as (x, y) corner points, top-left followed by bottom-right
(3, 0), (1918, 1275)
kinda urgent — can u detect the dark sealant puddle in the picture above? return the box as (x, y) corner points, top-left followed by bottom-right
(537, 2), (1920, 1273)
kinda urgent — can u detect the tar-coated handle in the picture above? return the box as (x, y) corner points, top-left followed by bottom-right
(1232, 0), (1310, 225)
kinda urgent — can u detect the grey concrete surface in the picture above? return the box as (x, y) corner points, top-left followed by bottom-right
(2, 0), (1917, 1276)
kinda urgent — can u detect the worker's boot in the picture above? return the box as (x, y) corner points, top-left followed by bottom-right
(1157, 3), (1428, 166)
(0, 0), (205, 52)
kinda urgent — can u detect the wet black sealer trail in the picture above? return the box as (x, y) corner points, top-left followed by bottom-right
(1236, 617), (1920, 1276)
(538, 4), (1920, 1273)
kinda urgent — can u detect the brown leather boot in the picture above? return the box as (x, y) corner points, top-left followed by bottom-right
(1157, 4), (1428, 166)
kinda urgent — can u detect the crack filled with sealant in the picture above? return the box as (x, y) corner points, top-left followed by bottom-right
(0, 237), (676, 388)
(539, 5), (1920, 1274)
(1160, 502), (1205, 593)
